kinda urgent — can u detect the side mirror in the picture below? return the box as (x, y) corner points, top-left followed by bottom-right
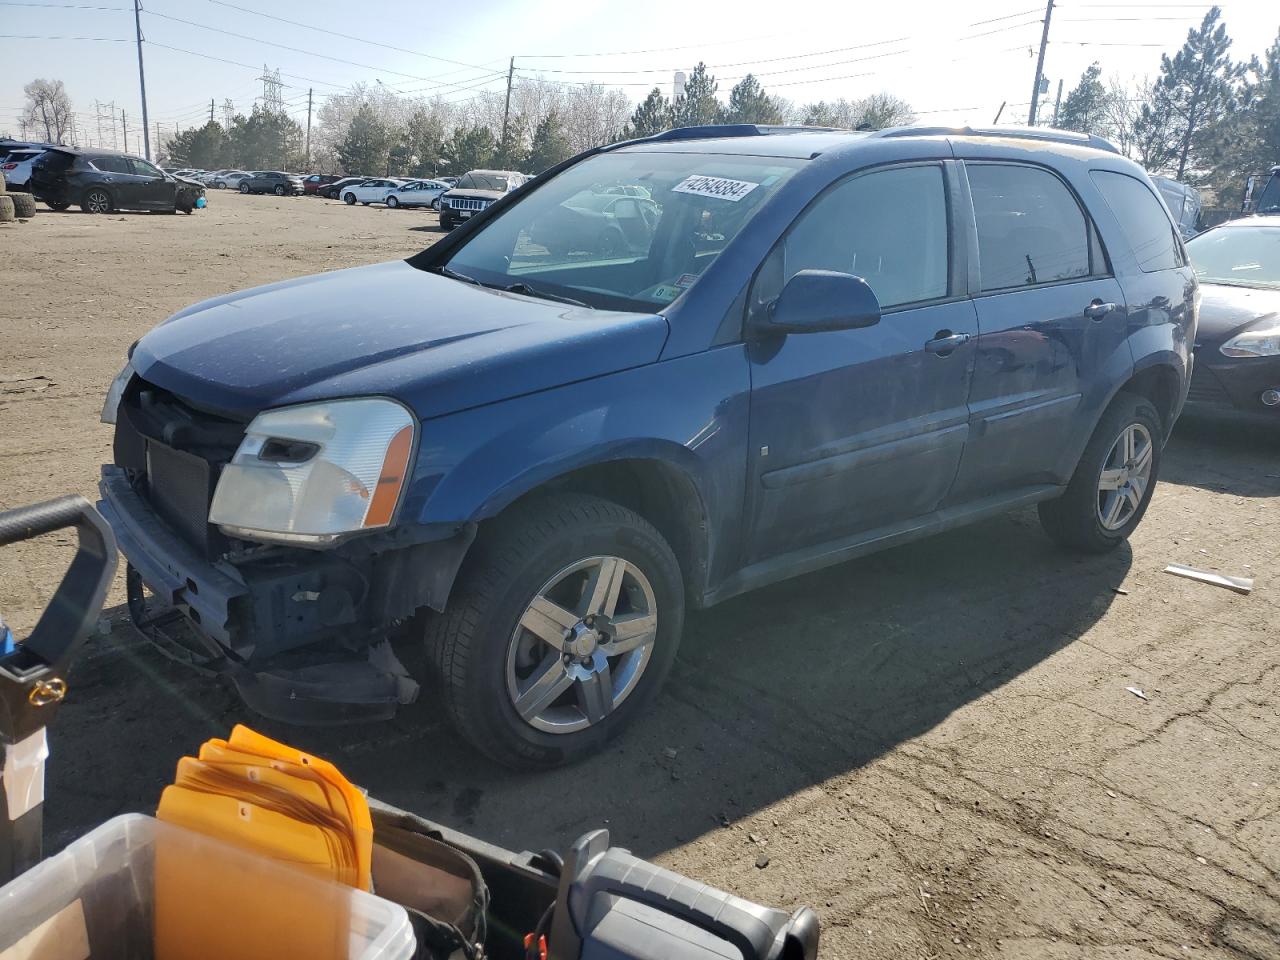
(757, 269), (882, 336)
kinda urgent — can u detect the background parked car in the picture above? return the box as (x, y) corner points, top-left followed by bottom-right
(211, 170), (251, 190)
(1184, 217), (1280, 417)
(29, 147), (205, 213)
(1152, 175), (1202, 239)
(340, 178), (409, 205)
(384, 179), (450, 209)
(320, 176), (367, 200)
(303, 174), (343, 195)
(438, 169), (529, 229)
(1, 146), (49, 190)
(239, 171), (304, 195)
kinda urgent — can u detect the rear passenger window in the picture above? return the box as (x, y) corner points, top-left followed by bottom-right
(968, 164), (1091, 291)
(91, 156), (131, 174)
(1091, 171), (1182, 272)
(781, 164), (949, 310)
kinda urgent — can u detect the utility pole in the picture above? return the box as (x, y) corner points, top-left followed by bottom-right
(500, 56), (515, 158)
(132, 0), (151, 160)
(1051, 78), (1064, 127)
(305, 88), (313, 169)
(1028, 0), (1054, 126)
(209, 99), (215, 124)
(121, 108), (128, 154)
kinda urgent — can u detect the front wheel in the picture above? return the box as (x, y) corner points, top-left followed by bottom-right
(239, 183), (250, 194)
(386, 195), (398, 208)
(425, 493), (684, 769)
(1038, 393), (1163, 553)
(431, 197), (441, 211)
(343, 192), (356, 205)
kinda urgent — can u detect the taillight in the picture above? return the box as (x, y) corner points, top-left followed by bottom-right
(1, 163), (15, 171)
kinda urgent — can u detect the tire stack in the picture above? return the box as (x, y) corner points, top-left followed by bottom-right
(0, 171), (38, 224)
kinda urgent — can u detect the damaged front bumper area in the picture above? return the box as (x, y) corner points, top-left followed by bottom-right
(98, 465), (473, 725)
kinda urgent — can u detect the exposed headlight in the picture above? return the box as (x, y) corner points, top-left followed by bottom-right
(209, 398), (416, 546)
(101, 359), (135, 424)
(1220, 318), (1280, 358)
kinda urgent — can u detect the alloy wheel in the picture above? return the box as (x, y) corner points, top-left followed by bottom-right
(505, 556), (658, 734)
(85, 190), (111, 213)
(1097, 422), (1153, 530)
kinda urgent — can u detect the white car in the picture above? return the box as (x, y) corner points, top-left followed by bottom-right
(212, 171), (251, 190)
(384, 179), (450, 210)
(340, 178), (409, 206)
(1, 147), (47, 190)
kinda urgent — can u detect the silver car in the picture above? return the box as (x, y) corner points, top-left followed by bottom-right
(385, 179), (451, 210)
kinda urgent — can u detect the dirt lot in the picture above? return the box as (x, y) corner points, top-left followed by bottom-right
(1, 192), (1278, 959)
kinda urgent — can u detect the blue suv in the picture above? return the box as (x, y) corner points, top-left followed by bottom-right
(99, 124), (1195, 768)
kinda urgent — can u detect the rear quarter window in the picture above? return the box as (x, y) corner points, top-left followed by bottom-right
(1091, 171), (1182, 272)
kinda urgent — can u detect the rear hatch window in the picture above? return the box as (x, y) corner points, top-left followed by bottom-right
(30, 150), (74, 188)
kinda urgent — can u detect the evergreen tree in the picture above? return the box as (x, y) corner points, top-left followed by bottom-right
(1203, 29), (1280, 209)
(442, 125), (496, 176)
(405, 109), (446, 177)
(336, 104), (391, 175)
(724, 74), (783, 125)
(1144, 6), (1241, 179)
(1058, 63), (1109, 134)
(166, 121), (227, 169)
(629, 87), (672, 138)
(671, 63), (721, 127)
(525, 111), (572, 172)
(226, 106), (304, 170)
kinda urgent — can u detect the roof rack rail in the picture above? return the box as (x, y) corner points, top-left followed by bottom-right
(871, 124), (1121, 155)
(641, 123), (841, 143)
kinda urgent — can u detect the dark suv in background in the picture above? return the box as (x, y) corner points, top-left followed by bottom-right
(30, 147), (206, 213)
(239, 171), (305, 196)
(98, 124), (1195, 768)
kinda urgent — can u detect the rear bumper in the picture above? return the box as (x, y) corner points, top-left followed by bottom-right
(98, 466), (419, 724)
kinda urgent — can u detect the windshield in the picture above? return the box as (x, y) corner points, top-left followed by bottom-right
(442, 150), (802, 311)
(1187, 226), (1280, 288)
(458, 172), (509, 191)
(1258, 173), (1280, 214)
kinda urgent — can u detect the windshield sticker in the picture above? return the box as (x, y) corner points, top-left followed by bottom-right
(674, 273), (699, 289)
(651, 285), (682, 302)
(672, 175), (759, 203)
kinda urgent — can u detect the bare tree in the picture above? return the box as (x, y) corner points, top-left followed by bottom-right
(23, 78), (73, 143)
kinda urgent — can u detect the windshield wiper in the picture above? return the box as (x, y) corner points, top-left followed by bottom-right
(432, 265), (482, 285)
(501, 281), (594, 309)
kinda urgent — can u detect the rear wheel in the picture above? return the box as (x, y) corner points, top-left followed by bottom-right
(45, 200), (70, 212)
(1038, 393), (1162, 553)
(426, 493), (684, 769)
(274, 184), (286, 196)
(81, 187), (113, 214)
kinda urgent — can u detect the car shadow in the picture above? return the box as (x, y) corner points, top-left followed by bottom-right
(45, 507), (1128, 862)
(409, 224), (447, 234)
(1163, 409), (1280, 498)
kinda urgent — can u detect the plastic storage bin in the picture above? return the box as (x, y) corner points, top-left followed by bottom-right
(0, 814), (414, 960)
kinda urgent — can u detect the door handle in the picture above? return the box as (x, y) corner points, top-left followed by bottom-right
(1085, 299), (1117, 320)
(925, 331), (971, 355)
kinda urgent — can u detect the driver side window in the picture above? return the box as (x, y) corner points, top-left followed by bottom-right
(777, 164), (950, 311)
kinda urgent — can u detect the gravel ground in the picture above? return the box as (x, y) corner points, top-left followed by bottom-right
(1, 192), (1278, 959)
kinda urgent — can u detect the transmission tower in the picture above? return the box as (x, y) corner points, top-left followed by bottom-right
(258, 66), (284, 113)
(221, 98), (235, 127)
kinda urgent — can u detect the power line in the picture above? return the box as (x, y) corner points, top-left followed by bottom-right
(0, 1), (127, 8)
(0, 32), (130, 40)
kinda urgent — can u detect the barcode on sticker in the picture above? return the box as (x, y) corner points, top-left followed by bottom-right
(672, 175), (759, 202)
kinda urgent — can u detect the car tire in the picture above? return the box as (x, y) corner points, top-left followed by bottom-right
(274, 184), (286, 196)
(387, 195), (398, 208)
(214, 182), (225, 189)
(425, 492), (685, 770)
(440, 216), (455, 230)
(9, 192), (37, 219)
(239, 183), (250, 194)
(81, 187), (113, 214)
(45, 200), (71, 212)
(1038, 392), (1163, 554)
(344, 193), (356, 205)
(431, 198), (441, 211)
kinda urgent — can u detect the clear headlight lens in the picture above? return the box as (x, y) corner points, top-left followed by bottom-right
(1221, 319), (1280, 358)
(101, 360), (135, 424)
(209, 398), (416, 546)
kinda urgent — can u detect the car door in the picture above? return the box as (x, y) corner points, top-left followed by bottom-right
(947, 161), (1127, 501)
(745, 162), (978, 563)
(129, 158), (176, 209)
(89, 155), (142, 207)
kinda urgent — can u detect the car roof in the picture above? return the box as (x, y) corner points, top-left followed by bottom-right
(610, 123), (1122, 161)
(1212, 215), (1280, 228)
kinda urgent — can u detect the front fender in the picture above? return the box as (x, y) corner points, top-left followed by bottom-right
(401, 346), (752, 590)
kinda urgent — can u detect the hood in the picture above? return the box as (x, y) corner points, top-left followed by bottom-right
(173, 176), (205, 191)
(446, 188), (505, 201)
(131, 260), (669, 421)
(1195, 282), (1280, 346)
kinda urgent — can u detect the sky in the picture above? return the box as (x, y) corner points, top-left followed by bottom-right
(2, 0), (1277, 150)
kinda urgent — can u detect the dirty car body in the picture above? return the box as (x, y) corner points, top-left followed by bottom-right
(99, 124), (1196, 765)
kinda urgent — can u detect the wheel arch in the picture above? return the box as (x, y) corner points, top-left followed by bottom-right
(1116, 361), (1183, 439)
